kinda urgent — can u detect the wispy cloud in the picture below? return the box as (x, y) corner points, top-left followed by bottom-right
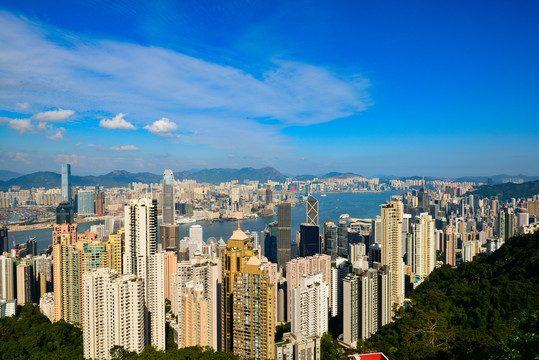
(144, 117), (178, 137)
(47, 127), (66, 141)
(33, 109), (74, 122)
(16, 102), (29, 110)
(110, 145), (140, 151)
(99, 113), (136, 130)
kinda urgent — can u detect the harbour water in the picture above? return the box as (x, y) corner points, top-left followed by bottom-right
(11, 191), (402, 253)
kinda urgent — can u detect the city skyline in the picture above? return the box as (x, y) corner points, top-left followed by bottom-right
(0, 1), (538, 177)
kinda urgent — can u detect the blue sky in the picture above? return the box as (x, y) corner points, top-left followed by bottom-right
(0, 0), (538, 177)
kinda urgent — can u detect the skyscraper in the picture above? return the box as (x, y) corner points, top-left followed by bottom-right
(16, 263), (33, 305)
(381, 200), (405, 308)
(277, 203), (291, 271)
(221, 228), (274, 359)
(189, 224), (203, 244)
(337, 220), (349, 258)
(56, 201), (74, 225)
(265, 185), (273, 205)
(324, 221), (338, 260)
(77, 190), (95, 216)
(62, 164), (71, 203)
(162, 170), (175, 225)
(343, 264), (391, 347)
(299, 224), (320, 258)
(290, 272), (328, 338)
(262, 221), (278, 264)
(411, 213), (436, 280)
(331, 258), (353, 317)
(0, 224), (8, 253)
(0, 254), (15, 300)
(122, 199), (164, 350)
(83, 268), (146, 359)
(160, 224), (180, 252)
(306, 195), (318, 226)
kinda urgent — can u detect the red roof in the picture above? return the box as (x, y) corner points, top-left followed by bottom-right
(348, 353), (389, 360)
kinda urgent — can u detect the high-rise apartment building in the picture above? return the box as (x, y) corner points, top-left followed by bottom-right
(306, 195), (318, 226)
(82, 268), (145, 359)
(77, 190), (95, 216)
(343, 264), (391, 347)
(444, 227), (456, 266)
(505, 208), (515, 240)
(147, 253), (165, 350)
(277, 203), (291, 272)
(94, 191), (105, 215)
(381, 200), (405, 307)
(173, 256), (220, 350)
(265, 185), (272, 205)
(62, 164), (71, 203)
(290, 272), (328, 338)
(331, 257), (353, 317)
(107, 229), (124, 274)
(411, 213), (436, 280)
(0, 254), (15, 300)
(221, 228), (274, 359)
(16, 263), (33, 305)
(162, 170), (175, 225)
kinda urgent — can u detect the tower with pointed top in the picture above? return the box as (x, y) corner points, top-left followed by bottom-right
(221, 228), (275, 359)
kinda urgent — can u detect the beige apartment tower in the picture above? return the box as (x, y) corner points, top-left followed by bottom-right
(381, 200), (405, 308)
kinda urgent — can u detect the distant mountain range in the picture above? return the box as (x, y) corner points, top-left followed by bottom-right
(468, 179), (539, 201)
(1, 167), (538, 190)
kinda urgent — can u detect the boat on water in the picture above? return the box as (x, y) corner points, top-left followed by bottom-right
(320, 194), (327, 197)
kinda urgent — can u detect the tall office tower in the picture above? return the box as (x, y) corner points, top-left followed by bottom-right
(286, 254), (332, 321)
(372, 216), (382, 244)
(62, 164), (71, 203)
(324, 221), (338, 260)
(307, 195), (318, 226)
(123, 199), (158, 277)
(277, 203), (292, 272)
(299, 224), (320, 257)
(77, 190), (95, 216)
(262, 221), (278, 264)
(337, 220), (349, 258)
(417, 184), (429, 212)
(221, 228), (274, 359)
(16, 263), (32, 305)
(56, 201), (74, 225)
(0, 254), (15, 300)
(83, 268), (146, 360)
(265, 185), (273, 205)
(368, 243), (382, 268)
(147, 253), (165, 350)
(0, 224), (7, 253)
(94, 191), (105, 215)
(160, 224), (180, 252)
(497, 210), (506, 241)
(381, 200), (405, 307)
(342, 264), (391, 347)
(164, 251), (177, 301)
(189, 224), (203, 244)
(162, 170), (175, 225)
(331, 258), (353, 317)
(290, 272), (328, 338)
(411, 213), (436, 280)
(174, 256), (220, 350)
(107, 229), (124, 274)
(505, 208), (515, 240)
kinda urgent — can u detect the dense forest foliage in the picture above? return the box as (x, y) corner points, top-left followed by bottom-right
(352, 230), (539, 359)
(1, 231), (538, 359)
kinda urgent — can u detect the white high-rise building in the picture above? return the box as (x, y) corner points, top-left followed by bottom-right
(411, 212), (436, 280)
(0, 254), (15, 300)
(122, 199), (164, 350)
(343, 264), (391, 348)
(290, 272), (328, 338)
(381, 200), (405, 307)
(147, 253), (166, 350)
(83, 268), (145, 360)
(189, 225), (203, 244)
(330, 258), (353, 317)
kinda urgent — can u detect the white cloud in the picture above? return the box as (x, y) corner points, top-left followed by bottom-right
(47, 127), (66, 141)
(5, 151), (31, 164)
(144, 117), (178, 136)
(16, 102), (29, 110)
(7, 118), (33, 134)
(110, 145), (140, 151)
(99, 113), (136, 130)
(33, 109), (74, 122)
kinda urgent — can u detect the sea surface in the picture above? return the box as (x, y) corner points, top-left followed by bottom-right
(11, 191), (402, 252)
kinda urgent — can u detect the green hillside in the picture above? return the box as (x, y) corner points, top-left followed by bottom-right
(468, 180), (539, 201)
(354, 230), (539, 359)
